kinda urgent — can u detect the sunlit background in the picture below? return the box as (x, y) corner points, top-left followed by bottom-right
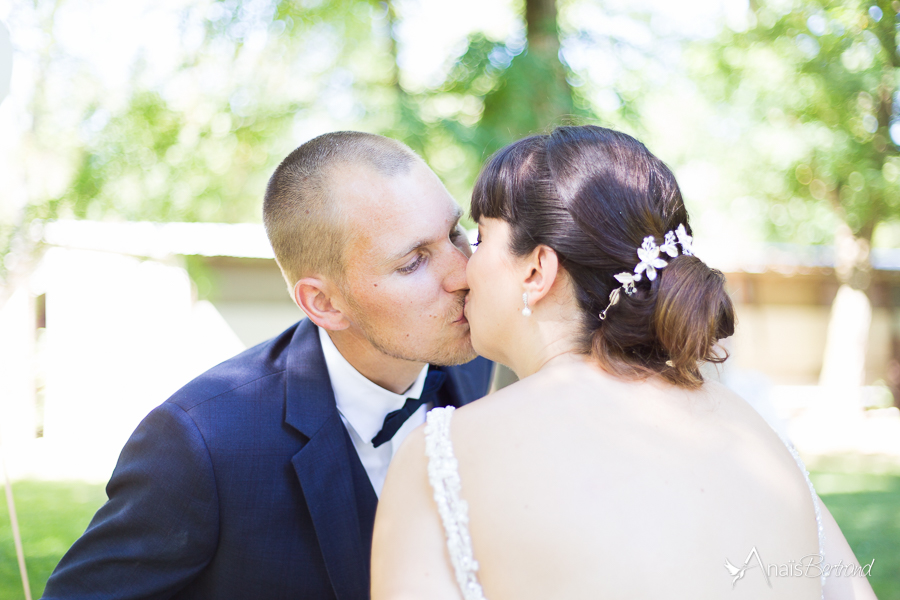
(0, 0), (899, 597)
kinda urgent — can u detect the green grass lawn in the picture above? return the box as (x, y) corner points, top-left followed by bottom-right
(1, 457), (898, 599)
(809, 455), (900, 600)
(0, 480), (107, 600)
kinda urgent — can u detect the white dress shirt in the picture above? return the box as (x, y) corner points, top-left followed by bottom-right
(317, 326), (430, 497)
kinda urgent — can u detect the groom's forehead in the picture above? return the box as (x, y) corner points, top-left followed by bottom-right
(338, 175), (460, 263)
(347, 198), (459, 257)
(381, 203), (463, 260)
(336, 160), (445, 215)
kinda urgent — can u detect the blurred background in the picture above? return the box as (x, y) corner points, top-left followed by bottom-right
(0, 0), (898, 597)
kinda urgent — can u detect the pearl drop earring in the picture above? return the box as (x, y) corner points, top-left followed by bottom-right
(521, 292), (532, 317)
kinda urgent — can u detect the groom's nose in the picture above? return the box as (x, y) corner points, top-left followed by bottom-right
(441, 238), (470, 294)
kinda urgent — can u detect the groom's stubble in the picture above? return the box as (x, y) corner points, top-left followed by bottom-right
(342, 288), (473, 367)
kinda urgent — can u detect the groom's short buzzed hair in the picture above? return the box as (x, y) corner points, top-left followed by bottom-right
(264, 131), (419, 290)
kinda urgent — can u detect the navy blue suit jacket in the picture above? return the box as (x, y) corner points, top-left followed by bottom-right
(42, 319), (493, 600)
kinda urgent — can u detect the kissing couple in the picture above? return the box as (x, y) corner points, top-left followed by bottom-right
(43, 126), (874, 599)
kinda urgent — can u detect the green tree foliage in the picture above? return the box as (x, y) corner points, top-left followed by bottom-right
(442, 0), (582, 157)
(2, 0), (586, 294)
(695, 0), (900, 286)
(1, 0), (386, 290)
(67, 92), (294, 223)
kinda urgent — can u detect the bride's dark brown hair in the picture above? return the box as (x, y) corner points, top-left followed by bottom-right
(470, 125), (735, 388)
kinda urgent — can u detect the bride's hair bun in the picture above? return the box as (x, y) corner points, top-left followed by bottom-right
(596, 254), (736, 387)
(470, 125), (736, 388)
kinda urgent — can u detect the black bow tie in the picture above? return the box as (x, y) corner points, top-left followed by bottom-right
(371, 369), (447, 448)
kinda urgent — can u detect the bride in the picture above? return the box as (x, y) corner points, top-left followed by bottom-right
(370, 126), (876, 599)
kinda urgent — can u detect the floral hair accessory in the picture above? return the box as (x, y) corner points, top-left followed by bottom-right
(634, 236), (668, 281)
(598, 224), (694, 321)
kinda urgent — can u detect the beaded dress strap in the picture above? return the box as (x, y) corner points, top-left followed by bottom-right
(424, 407), (487, 600)
(775, 429), (826, 597)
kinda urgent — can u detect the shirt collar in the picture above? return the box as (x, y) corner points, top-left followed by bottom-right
(318, 325), (429, 444)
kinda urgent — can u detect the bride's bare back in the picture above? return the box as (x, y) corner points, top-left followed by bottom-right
(452, 363), (820, 599)
(374, 362), (825, 600)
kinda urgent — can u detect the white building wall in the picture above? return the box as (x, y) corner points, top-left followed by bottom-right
(2, 247), (247, 481)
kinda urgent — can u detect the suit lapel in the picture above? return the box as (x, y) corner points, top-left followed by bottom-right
(281, 322), (488, 599)
(283, 320), (373, 600)
(291, 417), (373, 600)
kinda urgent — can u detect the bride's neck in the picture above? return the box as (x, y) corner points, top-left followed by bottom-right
(509, 331), (584, 380)
(503, 272), (587, 380)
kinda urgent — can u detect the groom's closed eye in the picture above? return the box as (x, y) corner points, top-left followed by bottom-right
(386, 209), (464, 265)
(397, 254), (425, 274)
(450, 225), (468, 248)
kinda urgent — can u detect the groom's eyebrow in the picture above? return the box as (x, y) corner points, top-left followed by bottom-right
(385, 207), (463, 265)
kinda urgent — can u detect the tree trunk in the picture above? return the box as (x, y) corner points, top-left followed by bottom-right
(523, 0), (572, 128)
(820, 0), (899, 407)
(525, 0), (561, 55)
(818, 222), (874, 407)
(477, 0), (575, 155)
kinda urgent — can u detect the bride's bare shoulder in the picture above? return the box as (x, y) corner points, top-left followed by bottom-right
(449, 375), (542, 428)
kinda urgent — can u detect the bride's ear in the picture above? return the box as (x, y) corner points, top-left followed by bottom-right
(522, 244), (559, 306)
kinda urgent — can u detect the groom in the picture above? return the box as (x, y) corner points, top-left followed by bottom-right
(41, 132), (493, 600)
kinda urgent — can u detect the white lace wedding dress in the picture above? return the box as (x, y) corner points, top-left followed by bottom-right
(423, 406), (826, 600)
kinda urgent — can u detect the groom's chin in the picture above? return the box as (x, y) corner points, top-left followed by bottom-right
(428, 333), (478, 367)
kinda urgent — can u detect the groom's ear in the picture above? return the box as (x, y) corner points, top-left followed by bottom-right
(293, 277), (351, 331)
(522, 244), (559, 306)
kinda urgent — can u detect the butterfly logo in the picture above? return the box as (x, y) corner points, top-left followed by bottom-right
(724, 557), (755, 587)
(724, 546), (771, 589)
